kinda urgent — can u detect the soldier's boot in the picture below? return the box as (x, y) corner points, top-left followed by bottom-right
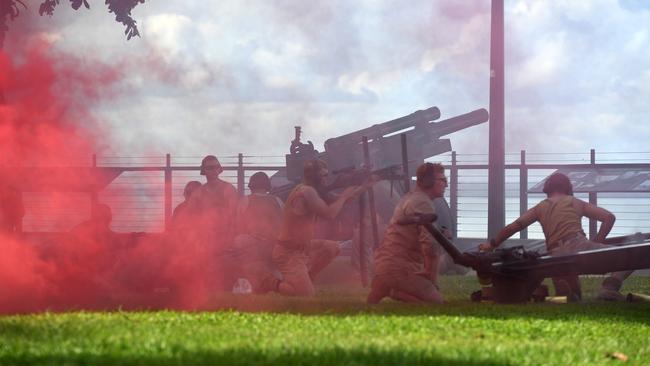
(552, 276), (582, 302)
(626, 293), (650, 302)
(366, 278), (391, 304)
(531, 284), (549, 303)
(597, 276), (625, 301)
(258, 274), (282, 294)
(470, 286), (494, 302)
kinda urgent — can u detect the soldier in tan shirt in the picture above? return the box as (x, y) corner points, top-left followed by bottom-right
(273, 159), (369, 296)
(479, 172), (633, 301)
(367, 162), (448, 304)
(231, 172), (285, 293)
(188, 155), (239, 246)
(185, 155), (239, 291)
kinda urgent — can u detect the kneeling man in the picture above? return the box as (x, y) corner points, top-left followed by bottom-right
(273, 159), (367, 296)
(367, 162), (447, 304)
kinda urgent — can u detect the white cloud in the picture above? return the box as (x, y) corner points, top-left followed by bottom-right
(337, 70), (403, 96)
(23, 0), (648, 159)
(512, 33), (568, 89)
(592, 113), (625, 128)
(625, 30), (648, 52)
(143, 14), (193, 60)
(251, 42), (310, 88)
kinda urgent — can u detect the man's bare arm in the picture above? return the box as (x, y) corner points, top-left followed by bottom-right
(479, 207), (538, 250)
(302, 185), (363, 220)
(580, 199), (616, 243)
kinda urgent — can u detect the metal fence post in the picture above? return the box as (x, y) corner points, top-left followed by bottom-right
(519, 150), (528, 239)
(589, 149), (597, 240)
(91, 154), (98, 209)
(237, 153), (245, 197)
(362, 136), (379, 250)
(450, 151), (458, 237)
(164, 153), (172, 231)
(401, 133), (410, 192)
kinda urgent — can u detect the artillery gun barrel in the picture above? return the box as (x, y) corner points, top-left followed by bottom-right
(322, 107), (488, 172)
(324, 106), (440, 148)
(396, 214), (471, 266)
(427, 108), (489, 138)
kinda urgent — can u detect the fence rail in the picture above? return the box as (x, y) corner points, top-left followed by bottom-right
(20, 150), (650, 238)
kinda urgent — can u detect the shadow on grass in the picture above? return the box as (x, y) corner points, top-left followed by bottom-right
(2, 277), (649, 326)
(1, 293), (649, 327)
(0, 348), (511, 366)
(192, 274), (650, 324)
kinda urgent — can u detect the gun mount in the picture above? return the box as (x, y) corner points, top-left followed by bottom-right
(398, 213), (650, 303)
(325, 165), (402, 192)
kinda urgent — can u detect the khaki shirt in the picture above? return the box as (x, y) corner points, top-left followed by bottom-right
(236, 193), (284, 240)
(374, 188), (439, 275)
(534, 196), (585, 250)
(188, 180), (238, 243)
(278, 184), (317, 249)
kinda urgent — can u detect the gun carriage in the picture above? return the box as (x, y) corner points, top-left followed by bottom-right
(398, 213), (650, 303)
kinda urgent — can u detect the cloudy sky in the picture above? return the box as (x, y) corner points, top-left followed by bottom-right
(6, 0), (650, 159)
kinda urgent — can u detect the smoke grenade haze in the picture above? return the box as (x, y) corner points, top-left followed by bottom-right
(0, 10), (229, 312)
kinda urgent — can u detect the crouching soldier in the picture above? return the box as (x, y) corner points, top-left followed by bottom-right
(231, 172), (284, 293)
(479, 172), (633, 301)
(273, 159), (368, 297)
(367, 163), (448, 304)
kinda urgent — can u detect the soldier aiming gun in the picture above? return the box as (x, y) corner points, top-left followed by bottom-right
(272, 159), (371, 297)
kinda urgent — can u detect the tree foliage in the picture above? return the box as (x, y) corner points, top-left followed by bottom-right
(0, 0), (146, 48)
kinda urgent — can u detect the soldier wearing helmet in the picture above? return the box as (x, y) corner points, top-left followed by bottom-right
(236, 172), (283, 238)
(171, 180), (202, 232)
(187, 156), (239, 247)
(190, 155), (238, 230)
(230, 172), (284, 293)
(69, 203), (123, 251)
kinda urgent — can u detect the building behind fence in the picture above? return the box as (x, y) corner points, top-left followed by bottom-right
(22, 151), (650, 239)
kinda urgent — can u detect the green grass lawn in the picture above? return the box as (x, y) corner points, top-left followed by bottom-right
(1, 276), (649, 366)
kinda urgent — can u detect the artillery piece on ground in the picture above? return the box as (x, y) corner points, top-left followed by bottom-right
(398, 213), (650, 303)
(270, 106), (488, 282)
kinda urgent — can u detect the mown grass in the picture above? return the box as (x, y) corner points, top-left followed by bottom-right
(1, 276), (649, 366)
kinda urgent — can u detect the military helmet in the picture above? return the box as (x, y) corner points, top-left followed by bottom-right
(200, 155), (223, 175)
(248, 172), (271, 192)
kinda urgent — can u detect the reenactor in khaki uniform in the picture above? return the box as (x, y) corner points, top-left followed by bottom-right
(232, 172), (284, 293)
(479, 172), (633, 301)
(273, 159), (368, 296)
(367, 162), (448, 304)
(188, 155), (239, 246)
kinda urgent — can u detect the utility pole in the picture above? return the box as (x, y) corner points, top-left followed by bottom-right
(487, 0), (506, 239)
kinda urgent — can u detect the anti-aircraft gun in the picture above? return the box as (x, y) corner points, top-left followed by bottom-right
(273, 106), (489, 203)
(398, 213), (650, 303)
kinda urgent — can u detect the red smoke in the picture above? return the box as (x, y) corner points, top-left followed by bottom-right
(0, 24), (229, 313)
(0, 40), (119, 166)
